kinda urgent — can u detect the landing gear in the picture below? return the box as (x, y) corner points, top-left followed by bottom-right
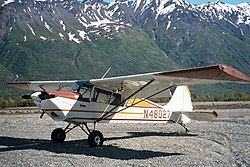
(51, 128), (66, 143)
(50, 123), (104, 147)
(88, 130), (104, 147)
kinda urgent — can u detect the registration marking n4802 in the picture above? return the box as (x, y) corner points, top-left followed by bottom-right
(143, 109), (170, 119)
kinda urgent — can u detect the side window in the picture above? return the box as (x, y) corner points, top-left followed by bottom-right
(92, 88), (111, 104)
(92, 88), (122, 105)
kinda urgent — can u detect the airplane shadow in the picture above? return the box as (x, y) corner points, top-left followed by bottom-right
(0, 132), (193, 160)
(105, 131), (197, 141)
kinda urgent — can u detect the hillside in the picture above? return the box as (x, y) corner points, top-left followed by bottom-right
(0, 0), (250, 98)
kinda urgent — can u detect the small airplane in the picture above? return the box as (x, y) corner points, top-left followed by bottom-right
(7, 64), (250, 147)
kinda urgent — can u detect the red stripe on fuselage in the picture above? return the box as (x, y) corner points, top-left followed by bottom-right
(47, 91), (79, 100)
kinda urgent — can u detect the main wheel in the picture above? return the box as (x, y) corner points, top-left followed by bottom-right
(51, 128), (66, 143)
(88, 130), (104, 147)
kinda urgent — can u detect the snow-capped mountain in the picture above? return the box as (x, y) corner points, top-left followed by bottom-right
(1, 0), (249, 43)
(0, 0), (133, 43)
(0, 0), (250, 97)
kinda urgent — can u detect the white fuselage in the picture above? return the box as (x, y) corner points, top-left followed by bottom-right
(36, 92), (172, 125)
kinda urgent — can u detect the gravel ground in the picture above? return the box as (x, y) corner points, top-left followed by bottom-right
(0, 108), (249, 167)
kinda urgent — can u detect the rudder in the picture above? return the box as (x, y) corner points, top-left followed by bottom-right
(164, 85), (193, 112)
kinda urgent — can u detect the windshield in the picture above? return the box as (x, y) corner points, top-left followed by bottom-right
(70, 81), (93, 102)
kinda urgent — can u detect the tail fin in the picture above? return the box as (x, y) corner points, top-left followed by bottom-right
(165, 86), (218, 125)
(164, 85), (193, 112)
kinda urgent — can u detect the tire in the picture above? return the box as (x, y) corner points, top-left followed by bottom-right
(88, 130), (104, 147)
(51, 128), (66, 143)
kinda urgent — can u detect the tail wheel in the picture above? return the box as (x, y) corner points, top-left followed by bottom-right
(51, 128), (66, 143)
(88, 130), (104, 147)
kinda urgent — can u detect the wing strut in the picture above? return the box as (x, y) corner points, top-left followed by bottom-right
(95, 79), (155, 123)
(95, 81), (176, 123)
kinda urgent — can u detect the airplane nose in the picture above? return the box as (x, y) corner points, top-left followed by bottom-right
(31, 92), (42, 102)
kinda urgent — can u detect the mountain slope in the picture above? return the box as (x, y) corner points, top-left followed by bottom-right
(108, 0), (250, 69)
(0, 0), (179, 97)
(0, 0), (250, 98)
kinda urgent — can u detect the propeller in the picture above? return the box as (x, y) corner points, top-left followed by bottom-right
(21, 92), (56, 119)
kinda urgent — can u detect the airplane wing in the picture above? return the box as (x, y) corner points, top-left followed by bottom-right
(88, 64), (250, 98)
(6, 80), (77, 91)
(7, 64), (250, 97)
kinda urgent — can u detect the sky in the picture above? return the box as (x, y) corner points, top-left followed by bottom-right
(103, 0), (249, 5)
(186, 0), (249, 5)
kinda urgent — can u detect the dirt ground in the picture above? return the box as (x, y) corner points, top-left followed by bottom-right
(0, 108), (249, 167)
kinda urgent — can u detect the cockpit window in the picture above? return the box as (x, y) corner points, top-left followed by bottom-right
(78, 83), (93, 102)
(71, 83), (80, 92)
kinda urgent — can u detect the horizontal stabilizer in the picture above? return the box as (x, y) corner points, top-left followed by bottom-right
(171, 111), (218, 123)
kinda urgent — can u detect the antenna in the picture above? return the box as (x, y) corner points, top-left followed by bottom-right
(101, 67), (111, 79)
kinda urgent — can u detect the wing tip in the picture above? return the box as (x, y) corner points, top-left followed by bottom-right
(219, 64), (250, 83)
(6, 81), (32, 90)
